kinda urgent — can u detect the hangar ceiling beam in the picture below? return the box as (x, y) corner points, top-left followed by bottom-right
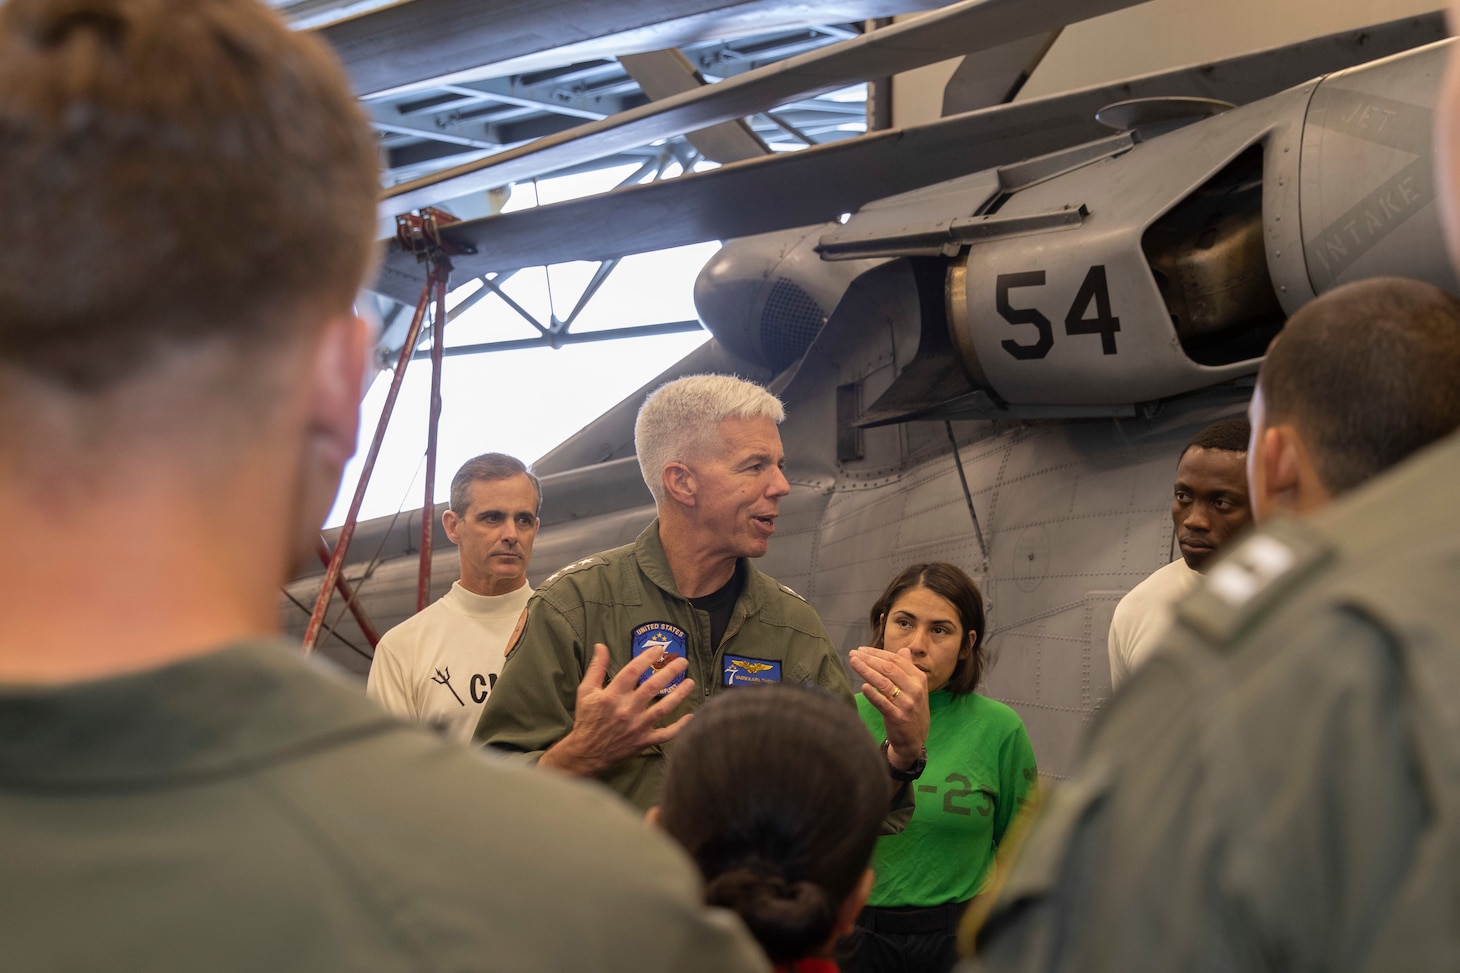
(430, 81), (612, 121)
(366, 104), (500, 151)
(371, 10), (1446, 303)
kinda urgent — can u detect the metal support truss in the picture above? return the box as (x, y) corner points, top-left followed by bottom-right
(413, 318), (703, 358)
(474, 257), (625, 349)
(408, 151), (708, 353)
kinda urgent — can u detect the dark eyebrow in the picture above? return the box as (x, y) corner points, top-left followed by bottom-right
(891, 609), (957, 627)
(1173, 482), (1245, 499)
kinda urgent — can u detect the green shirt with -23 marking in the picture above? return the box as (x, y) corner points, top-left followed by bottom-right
(857, 689), (1037, 906)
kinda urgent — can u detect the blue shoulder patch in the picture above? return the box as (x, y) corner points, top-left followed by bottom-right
(631, 622), (687, 696)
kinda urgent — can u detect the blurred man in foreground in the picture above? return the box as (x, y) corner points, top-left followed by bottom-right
(1245, 277), (1460, 522)
(972, 263), (1460, 965)
(0, 2), (766, 970)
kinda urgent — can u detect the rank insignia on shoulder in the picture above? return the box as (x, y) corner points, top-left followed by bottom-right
(1177, 519), (1332, 647)
(631, 622), (687, 696)
(723, 655), (782, 686)
(778, 583), (806, 602)
(542, 555), (607, 588)
(1206, 535), (1297, 606)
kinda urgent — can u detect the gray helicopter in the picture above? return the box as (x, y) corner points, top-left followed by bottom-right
(284, 4), (1455, 780)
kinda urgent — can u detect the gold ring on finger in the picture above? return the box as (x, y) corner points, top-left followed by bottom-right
(889, 686), (902, 700)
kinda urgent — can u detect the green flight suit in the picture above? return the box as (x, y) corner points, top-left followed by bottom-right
(476, 520), (856, 810)
(971, 431), (1460, 973)
(0, 641), (768, 973)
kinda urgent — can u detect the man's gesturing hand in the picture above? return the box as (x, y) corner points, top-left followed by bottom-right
(539, 643), (696, 777)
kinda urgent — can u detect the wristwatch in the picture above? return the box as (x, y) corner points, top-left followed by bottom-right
(880, 739), (927, 781)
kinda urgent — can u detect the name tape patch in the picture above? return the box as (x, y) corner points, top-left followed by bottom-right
(723, 654), (782, 687)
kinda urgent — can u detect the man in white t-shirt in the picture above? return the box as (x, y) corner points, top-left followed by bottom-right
(368, 453), (540, 741)
(1108, 420), (1252, 688)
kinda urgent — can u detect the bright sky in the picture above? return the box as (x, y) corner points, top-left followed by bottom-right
(325, 164), (715, 527)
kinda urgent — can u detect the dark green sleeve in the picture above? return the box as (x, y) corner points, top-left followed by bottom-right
(813, 640), (854, 703)
(473, 593), (585, 762)
(853, 689), (912, 835)
(992, 720), (1037, 848)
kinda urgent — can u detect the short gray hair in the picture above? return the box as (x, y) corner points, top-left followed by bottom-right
(635, 375), (785, 502)
(449, 453), (541, 517)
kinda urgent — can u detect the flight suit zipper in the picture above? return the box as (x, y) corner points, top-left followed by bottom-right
(710, 605), (753, 696)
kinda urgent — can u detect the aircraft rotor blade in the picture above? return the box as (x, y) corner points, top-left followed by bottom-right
(618, 49), (770, 163)
(941, 30), (1062, 115)
(371, 11), (1444, 306)
(380, 0), (1158, 216)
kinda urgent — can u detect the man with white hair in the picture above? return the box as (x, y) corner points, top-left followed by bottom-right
(477, 374), (930, 811)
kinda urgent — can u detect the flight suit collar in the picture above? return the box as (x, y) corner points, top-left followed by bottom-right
(0, 641), (393, 788)
(632, 519), (765, 616)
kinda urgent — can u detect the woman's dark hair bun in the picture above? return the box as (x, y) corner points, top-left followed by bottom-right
(657, 686), (888, 963)
(705, 865), (835, 963)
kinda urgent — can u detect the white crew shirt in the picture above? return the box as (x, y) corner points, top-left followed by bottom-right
(367, 580), (532, 742)
(1107, 558), (1200, 689)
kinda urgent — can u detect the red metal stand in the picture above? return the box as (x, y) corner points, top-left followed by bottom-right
(314, 538), (382, 648)
(302, 208), (460, 654)
(418, 269), (449, 611)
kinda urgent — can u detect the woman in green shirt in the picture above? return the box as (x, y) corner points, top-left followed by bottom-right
(843, 563), (1038, 973)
